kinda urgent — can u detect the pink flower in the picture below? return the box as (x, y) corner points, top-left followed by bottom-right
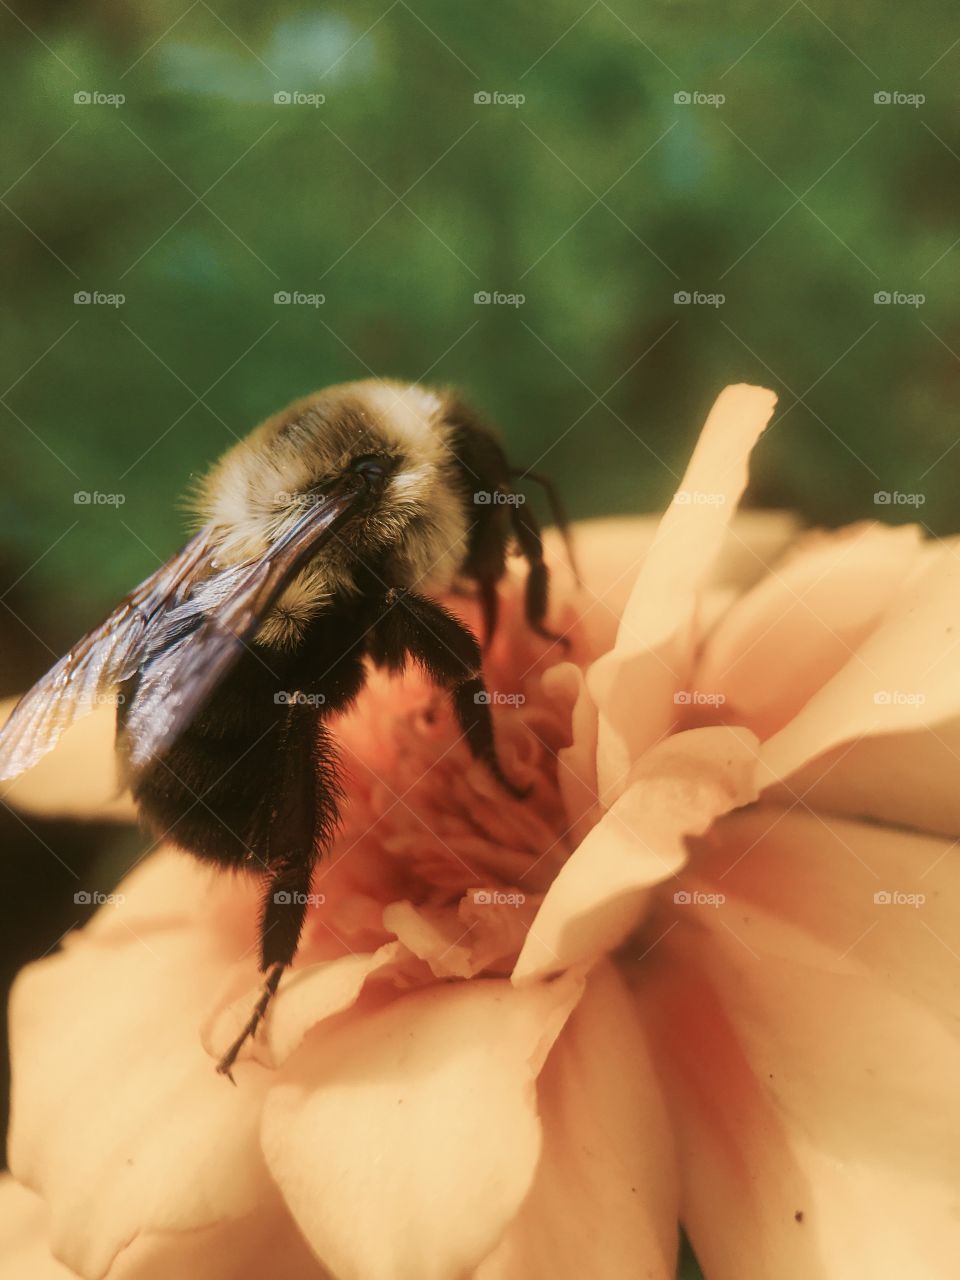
(3, 384), (959, 1279)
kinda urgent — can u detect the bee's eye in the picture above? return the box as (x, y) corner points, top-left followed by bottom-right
(349, 455), (389, 488)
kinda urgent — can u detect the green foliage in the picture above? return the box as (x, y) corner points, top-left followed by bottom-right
(2, 0), (958, 640)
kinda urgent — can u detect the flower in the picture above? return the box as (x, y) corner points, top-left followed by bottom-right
(4, 383), (960, 1279)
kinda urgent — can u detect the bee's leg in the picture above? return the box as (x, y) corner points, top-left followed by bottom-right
(217, 712), (341, 1081)
(450, 674), (529, 799)
(507, 499), (570, 649)
(215, 957), (285, 1083)
(477, 575), (499, 648)
(369, 590), (528, 798)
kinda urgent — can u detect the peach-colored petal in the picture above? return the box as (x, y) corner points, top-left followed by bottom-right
(695, 522), (925, 739)
(759, 542), (960, 787)
(383, 900), (480, 978)
(476, 962), (678, 1280)
(513, 726), (759, 983)
(636, 806), (960, 1279)
(8, 916), (273, 1278)
(0, 1176), (73, 1279)
(588, 385), (777, 802)
(0, 1176), (329, 1280)
(203, 940), (411, 1067)
(542, 518), (659, 662)
(382, 894), (544, 980)
(767, 719), (960, 839)
(543, 662), (601, 848)
(262, 974), (583, 1280)
(0, 700), (133, 821)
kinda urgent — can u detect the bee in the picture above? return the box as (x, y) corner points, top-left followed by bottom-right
(0, 380), (575, 1078)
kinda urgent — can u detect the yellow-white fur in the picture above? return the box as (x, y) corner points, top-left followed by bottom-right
(190, 380), (470, 649)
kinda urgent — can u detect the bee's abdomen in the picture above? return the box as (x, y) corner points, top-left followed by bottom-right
(131, 688), (281, 867)
(128, 617), (369, 867)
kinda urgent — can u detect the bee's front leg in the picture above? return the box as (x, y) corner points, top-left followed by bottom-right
(369, 589), (528, 798)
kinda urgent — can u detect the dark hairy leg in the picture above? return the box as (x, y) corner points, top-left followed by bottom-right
(369, 589), (528, 798)
(217, 711), (341, 1080)
(508, 499), (570, 648)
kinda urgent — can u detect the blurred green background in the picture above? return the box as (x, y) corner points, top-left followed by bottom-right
(3, 0), (959, 647)
(1, 1), (959, 1272)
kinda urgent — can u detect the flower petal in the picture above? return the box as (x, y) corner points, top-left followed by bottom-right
(0, 700), (133, 821)
(0, 1176), (73, 1279)
(758, 542), (960, 787)
(203, 940), (412, 1067)
(543, 662), (601, 848)
(262, 974), (583, 1280)
(637, 806), (960, 1279)
(8, 874), (274, 1279)
(766, 719), (960, 839)
(512, 726), (759, 983)
(588, 385), (777, 801)
(695, 522), (925, 740)
(0, 1175), (329, 1280)
(476, 962), (678, 1280)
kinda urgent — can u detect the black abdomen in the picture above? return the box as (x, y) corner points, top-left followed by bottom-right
(127, 607), (371, 867)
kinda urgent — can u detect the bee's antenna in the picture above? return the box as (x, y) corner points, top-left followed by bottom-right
(511, 467), (581, 587)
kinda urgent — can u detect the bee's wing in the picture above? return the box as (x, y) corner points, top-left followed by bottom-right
(122, 482), (369, 773)
(0, 529), (212, 782)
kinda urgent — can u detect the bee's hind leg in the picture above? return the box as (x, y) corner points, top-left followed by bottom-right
(216, 852), (321, 1081)
(216, 958), (285, 1082)
(217, 710), (340, 1081)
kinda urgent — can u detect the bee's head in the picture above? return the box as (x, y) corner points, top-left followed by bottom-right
(194, 379), (489, 594)
(192, 379), (567, 649)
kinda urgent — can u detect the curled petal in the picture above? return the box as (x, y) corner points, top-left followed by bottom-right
(262, 974), (583, 1280)
(543, 662), (601, 848)
(512, 726), (759, 983)
(203, 941), (411, 1068)
(588, 384), (777, 802)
